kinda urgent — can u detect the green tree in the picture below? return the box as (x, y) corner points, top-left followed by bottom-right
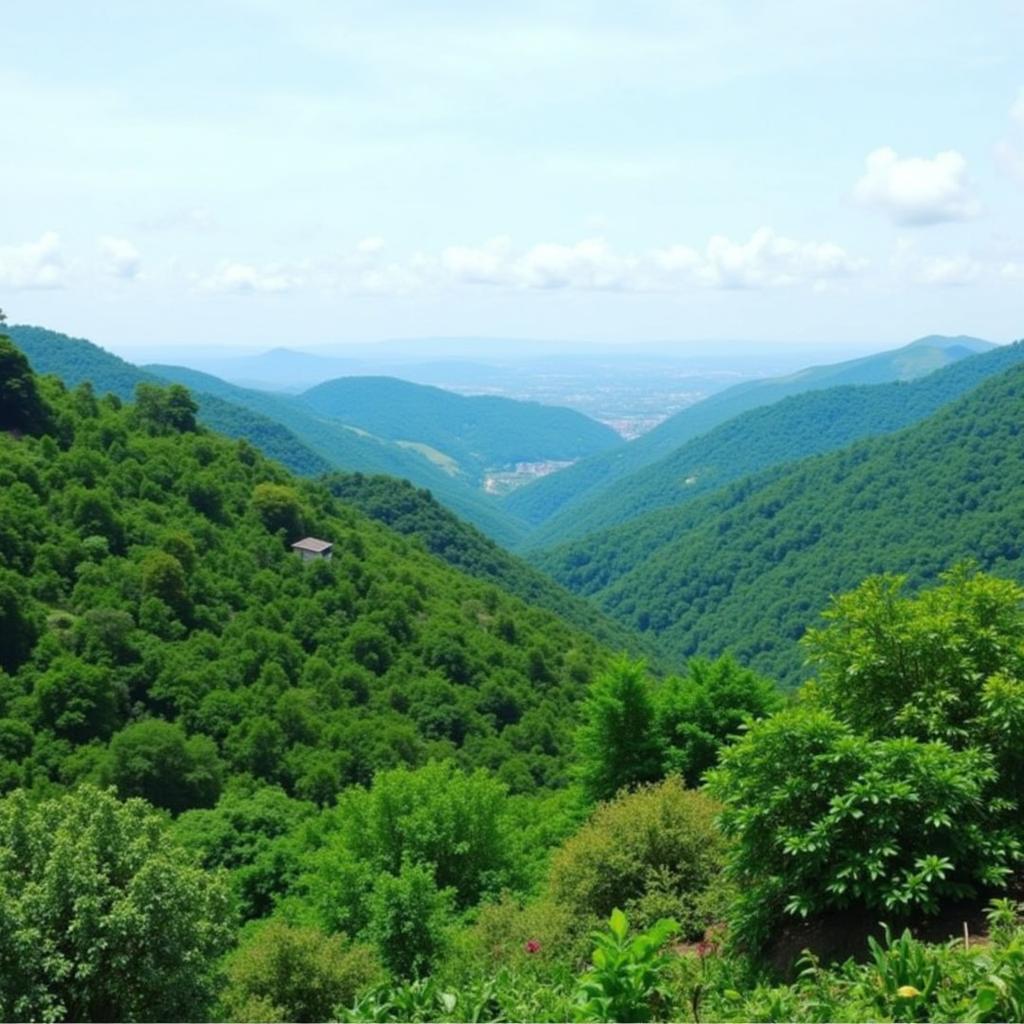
(0, 568), (39, 673)
(0, 786), (231, 1022)
(0, 336), (52, 435)
(654, 654), (781, 786)
(133, 382), (198, 435)
(576, 656), (662, 802)
(35, 656), (125, 741)
(109, 719), (222, 813)
(251, 482), (304, 537)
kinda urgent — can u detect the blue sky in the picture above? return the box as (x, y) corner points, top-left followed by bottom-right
(2, 1), (1023, 356)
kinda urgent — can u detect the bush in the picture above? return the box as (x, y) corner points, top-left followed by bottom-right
(221, 921), (381, 1022)
(548, 778), (726, 943)
(0, 786), (231, 1022)
(707, 706), (1019, 951)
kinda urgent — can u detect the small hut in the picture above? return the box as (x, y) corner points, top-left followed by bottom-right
(291, 537), (333, 562)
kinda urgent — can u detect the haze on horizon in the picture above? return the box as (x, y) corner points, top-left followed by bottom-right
(2, 1), (1023, 360)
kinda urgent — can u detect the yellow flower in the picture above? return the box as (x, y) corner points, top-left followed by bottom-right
(897, 985), (922, 998)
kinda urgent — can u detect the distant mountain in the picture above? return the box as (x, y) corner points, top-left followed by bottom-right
(525, 340), (1024, 548)
(6, 325), (331, 477)
(145, 364), (530, 546)
(503, 335), (995, 530)
(298, 376), (621, 484)
(535, 356), (1024, 686)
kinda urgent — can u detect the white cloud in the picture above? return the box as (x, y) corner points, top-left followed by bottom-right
(1002, 262), (1024, 282)
(98, 236), (141, 280)
(697, 227), (863, 288)
(854, 147), (981, 226)
(201, 261), (302, 293)
(356, 236), (386, 254)
(889, 238), (983, 287)
(0, 232), (64, 289)
(437, 229), (860, 293)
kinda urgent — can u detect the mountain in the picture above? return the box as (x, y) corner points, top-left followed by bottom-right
(535, 358), (1024, 686)
(525, 341), (1024, 548)
(0, 335), (617, 805)
(2, 327), (531, 546)
(6, 325), (332, 478)
(298, 376), (621, 484)
(321, 472), (648, 656)
(503, 335), (996, 531)
(146, 364), (531, 546)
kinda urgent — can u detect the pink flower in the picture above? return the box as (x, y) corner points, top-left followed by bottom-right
(524, 939), (541, 954)
(696, 940), (716, 959)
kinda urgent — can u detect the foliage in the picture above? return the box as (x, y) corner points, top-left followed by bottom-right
(653, 654), (781, 786)
(707, 704), (1020, 950)
(220, 921), (381, 1022)
(538, 356), (1024, 685)
(368, 862), (455, 979)
(0, 786), (232, 1022)
(526, 339), (1024, 547)
(576, 656), (662, 802)
(506, 334), (989, 529)
(0, 334), (53, 436)
(548, 779), (725, 943)
(574, 909), (679, 1023)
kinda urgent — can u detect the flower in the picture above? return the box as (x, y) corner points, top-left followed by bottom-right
(524, 939), (541, 954)
(696, 940), (717, 959)
(897, 985), (922, 999)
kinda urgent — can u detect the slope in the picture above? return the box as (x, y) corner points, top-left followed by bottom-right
(0, 335), (616, 804)
(536, 359), (1024, 686)
(504, 335), (994, 531)
(527, 340), (1024, 548)
(298, 376), (621, 484)
(321, 471), (649, 656)
(7, 325), (331, 477)
(147, 363), (529, 546)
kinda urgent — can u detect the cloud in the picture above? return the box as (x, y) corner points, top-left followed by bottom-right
(696, 228), (863, 288)
(889, 238), (983, 287)
(98, 236), (141, 280)
(0, 232), (64, 289)
(439, 229), (861, 292)
(356, 236), (386, 254)
(200, 261), (302, 293)
(854, 147), (981, 226)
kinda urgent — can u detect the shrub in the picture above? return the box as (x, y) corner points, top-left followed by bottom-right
(707, 705), (1020, 951)
(0, 786), (231, 1022)
(548, 778), (725, 943)
(221, 921), (381, 1022)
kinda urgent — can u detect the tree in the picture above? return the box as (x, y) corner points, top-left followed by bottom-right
(0, 336), (52, 435)
(133, 382), (198, 435)
(109, 719), (222, 813)
(251, 482), (304, 537)
(0, 569), (39, 673)
(576, 656), (663, 802)
(654, 654), (782, 786)
(0, 786), (232, 1022)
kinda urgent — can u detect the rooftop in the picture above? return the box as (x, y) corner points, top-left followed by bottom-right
(290, 537), (333, 553)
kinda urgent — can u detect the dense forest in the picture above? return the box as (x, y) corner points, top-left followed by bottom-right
(5, 329), (1024, 1023)
(525, 340), (1024, 549)
(503, 335), (993, 532)
(536, 358), (1024, 685)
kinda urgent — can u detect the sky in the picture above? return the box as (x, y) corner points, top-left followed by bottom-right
(2, 1), (1024, 358)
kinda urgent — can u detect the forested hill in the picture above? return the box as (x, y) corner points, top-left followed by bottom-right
(0, 335), (614, 802)
(536, 359), (1024, 686)
(6, 326), (529, 546)
(298, 376), (621, 482)
(503, 334), (994, 531)
(525, 340), (1024, 548)
(146, 363), (528, 546)
(321, 472), (647, 655)
(6, 325), (331, 477)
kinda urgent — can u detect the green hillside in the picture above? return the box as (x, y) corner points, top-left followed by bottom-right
(526, 340), (1024, 548)
(0, 336), (613, 805)
(7, 325), (331, 478)
(147, 363), (530, 546)
(321, 471), (647, 655)
(504, 335), (994, 531)
(536, 360), (1024, 685)
(298, 375), (620, 483)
